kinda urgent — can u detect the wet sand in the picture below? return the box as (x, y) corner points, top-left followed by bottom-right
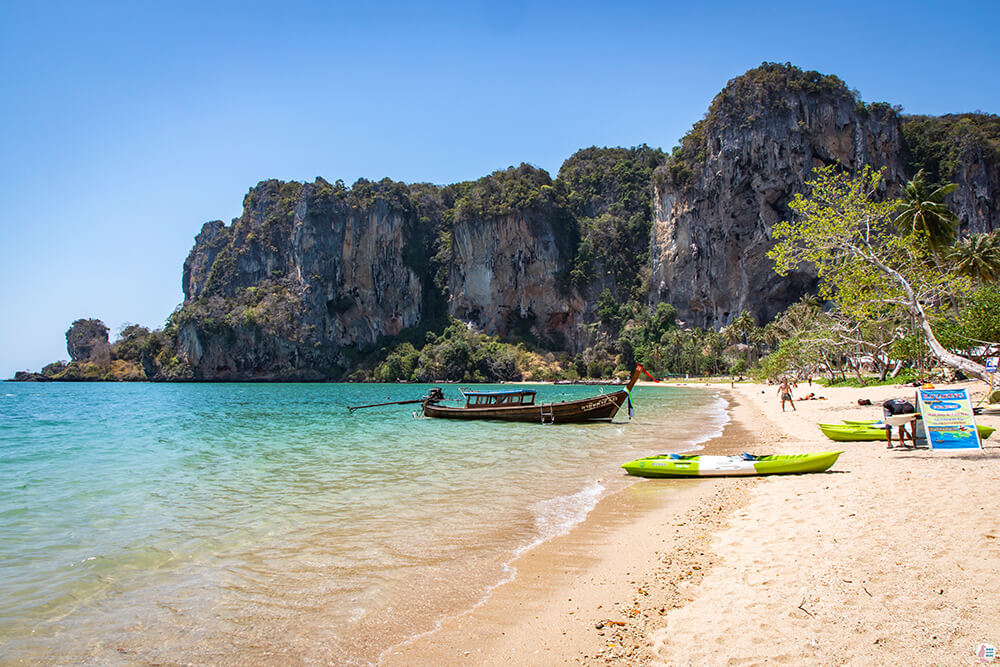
(382, 381), (1000, 665)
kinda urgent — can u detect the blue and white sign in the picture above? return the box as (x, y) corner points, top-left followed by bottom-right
(917, 388), (982, 451)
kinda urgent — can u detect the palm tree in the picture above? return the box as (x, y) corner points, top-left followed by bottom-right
(662, 329), (684, 374)
(703, 330), (726, 375)
(949, 232), (1000, 283)
(893, 169), (959, 259)
(798, 293), (823, 308)
(728, 310), (757, 367)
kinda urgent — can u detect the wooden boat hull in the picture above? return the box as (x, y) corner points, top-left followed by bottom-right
(622, 451), (843, 478)
(422, 390), (629, 423)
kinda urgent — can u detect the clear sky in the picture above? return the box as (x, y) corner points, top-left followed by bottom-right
(1, 0), (997, 378)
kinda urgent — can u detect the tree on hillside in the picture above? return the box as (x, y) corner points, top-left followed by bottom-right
(768, 164), (987, 380)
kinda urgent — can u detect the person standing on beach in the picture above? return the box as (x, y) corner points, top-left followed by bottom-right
(777, 378), (795, 411)
(882, 397), (916, 449)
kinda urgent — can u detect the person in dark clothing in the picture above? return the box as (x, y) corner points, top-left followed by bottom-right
(882, 398), (916, 448)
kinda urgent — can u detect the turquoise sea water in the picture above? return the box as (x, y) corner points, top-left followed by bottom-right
(0, 382), (726, 664)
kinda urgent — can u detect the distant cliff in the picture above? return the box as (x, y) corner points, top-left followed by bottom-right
(171, 168), (585, 379)
(14, 63), (1000, 381)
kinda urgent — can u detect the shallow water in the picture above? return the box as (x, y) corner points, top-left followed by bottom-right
(0, 382), (726, 664)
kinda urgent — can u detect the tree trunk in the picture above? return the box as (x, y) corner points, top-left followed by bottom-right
(877, 355), (890, 381)
(868, 252), (989, 381)
(846, 356), (866, 385)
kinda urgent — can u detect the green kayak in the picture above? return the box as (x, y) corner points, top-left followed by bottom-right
(622, 451), (843, 478)
(819, 422), (995, 442)
(818, 423), (888, 442)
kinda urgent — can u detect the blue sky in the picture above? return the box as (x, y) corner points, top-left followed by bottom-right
(1, 0), (997, 378)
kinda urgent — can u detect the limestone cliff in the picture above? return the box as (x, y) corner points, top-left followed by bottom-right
(900, 113), (1000, 235)
(175, 167), (588, 379)
(446, 165), (583, 347)
(174, 178), (426, 380)
(650, 64), (906, 328)
(66, 319), (112, 364)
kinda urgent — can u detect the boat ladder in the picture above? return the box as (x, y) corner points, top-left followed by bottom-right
(540, 405), (554, 424)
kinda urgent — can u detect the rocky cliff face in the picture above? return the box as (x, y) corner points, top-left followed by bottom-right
(66, 319), (112, 364)
(175, 178), (425, 380)
(650, 65), (906, 328)
(449, 209), (584, 346)
(950, 146), (1000, 235)
(446, 166), (583, 347)
(900, 113), (1000, 236)
(176, 167), (587, 378)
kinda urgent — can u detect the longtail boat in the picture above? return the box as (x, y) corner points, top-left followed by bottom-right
(420, 366), (644, 424)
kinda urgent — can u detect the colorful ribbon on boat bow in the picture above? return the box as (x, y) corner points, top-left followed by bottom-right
(637, 363), (659, 383)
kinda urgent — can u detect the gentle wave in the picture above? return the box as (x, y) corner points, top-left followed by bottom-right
(681, 392), (731, 452)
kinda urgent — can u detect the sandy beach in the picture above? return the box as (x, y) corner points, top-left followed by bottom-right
(382, 380), (1000, 665)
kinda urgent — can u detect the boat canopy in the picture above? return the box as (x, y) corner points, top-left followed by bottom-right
(460, 388), (537, 407)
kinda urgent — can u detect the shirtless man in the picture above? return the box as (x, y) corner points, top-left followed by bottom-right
(777, 378), (796, 412)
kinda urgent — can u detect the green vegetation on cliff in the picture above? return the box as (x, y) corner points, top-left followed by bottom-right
(708, 62), (854, 125)
(451, 163), (559, 219)
(560, 146), (665, 300)
(901, 113), (1000, 186)
(175, 280), (306, 340)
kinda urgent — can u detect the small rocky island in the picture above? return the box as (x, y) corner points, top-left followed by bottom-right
(13, 63), (1000, 382)
(13, 319), (166, 381)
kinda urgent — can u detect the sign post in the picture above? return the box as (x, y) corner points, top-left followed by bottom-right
(917, 388), (983, 452)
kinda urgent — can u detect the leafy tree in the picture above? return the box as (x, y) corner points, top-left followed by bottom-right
(769, 164), (985, 379)
(724, 310), (758, 366)
(597, 288), (621, 328)
(933, 284), (1000, 361)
